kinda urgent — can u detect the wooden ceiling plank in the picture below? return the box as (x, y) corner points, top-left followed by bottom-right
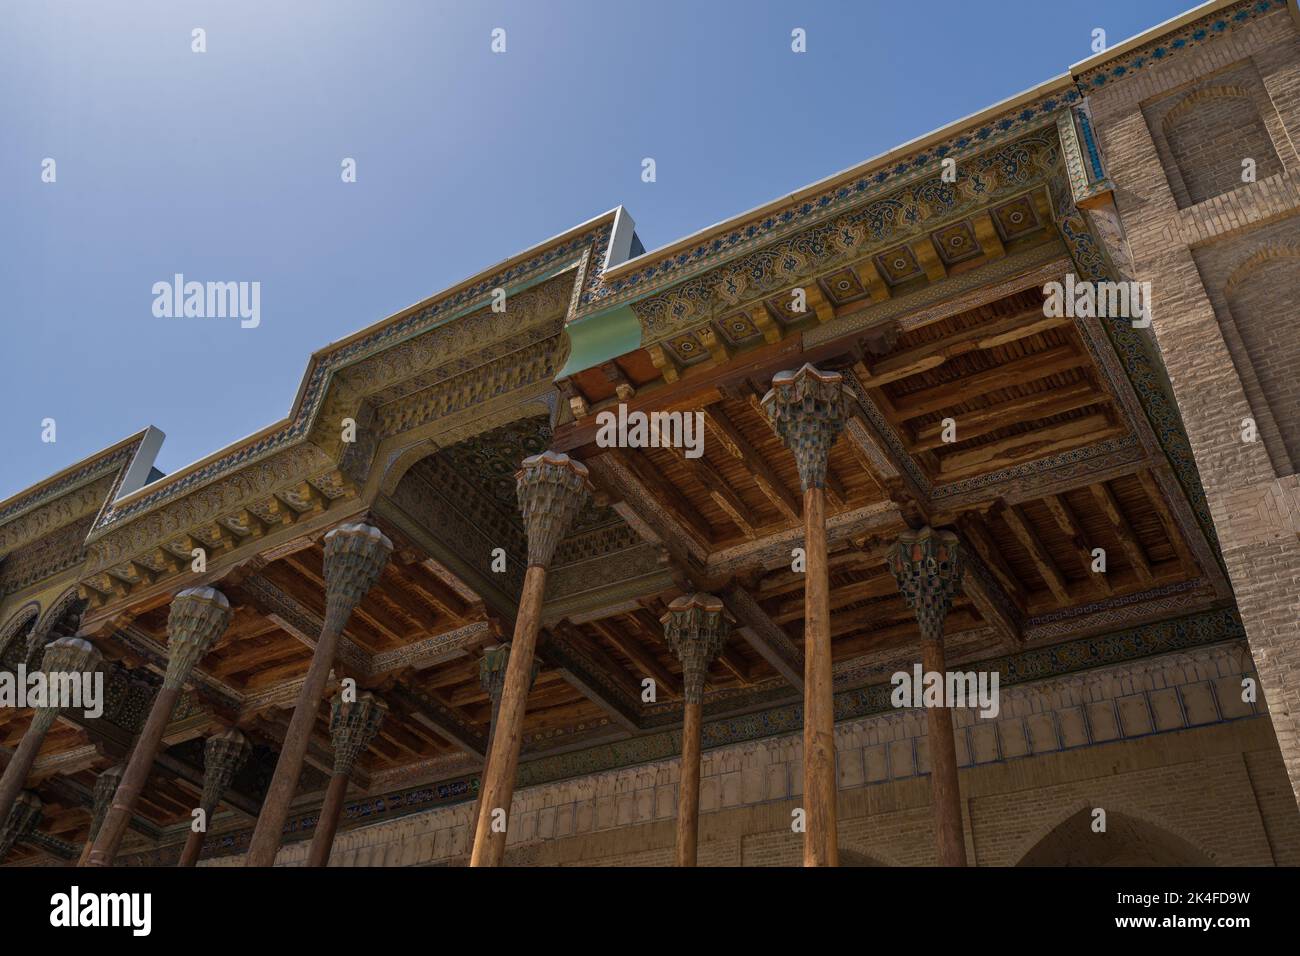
(1135, 468), (1198, 573)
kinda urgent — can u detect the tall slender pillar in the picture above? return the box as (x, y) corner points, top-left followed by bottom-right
(306, 691), (385, 867)
(85, 587), (231, 866)
(660, 593), (730, 867)
(177, 729), (251, 867)
(763, 363), (847, 867)
(245, 523), (392, 866)
(0, 790), (42, 862)
(0, 636), (101, 825)
(470, 451), (589, 867)
(887, 526), (967, 866)
(469, 643), (538, 847)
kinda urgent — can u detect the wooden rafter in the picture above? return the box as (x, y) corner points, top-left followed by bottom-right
(999, 504), (1072, 605)
(705, 405), (800, 521)
(1041, 494), (1112, 595)
(1089, 481), (1154, 583)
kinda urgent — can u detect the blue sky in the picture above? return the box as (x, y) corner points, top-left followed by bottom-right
(0, 0), (1193, 499)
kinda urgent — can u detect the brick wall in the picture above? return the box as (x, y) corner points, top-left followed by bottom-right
(1085, 4), (1300, 808)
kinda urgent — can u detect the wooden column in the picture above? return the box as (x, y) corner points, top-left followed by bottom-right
(85, 586), (231, 866)
(762, 363), (848, 867)
(0, 790), (42, 863)
(0, 636), (101, 825)
(468, 643), (536, 848)
(887, 526), (968, 866)
(660, 593), (730, 866)
(245, 523), (392, 866)
(306, 691), (386, 867)
(470, 451), (589, 867)
(178, 729), (250, 867)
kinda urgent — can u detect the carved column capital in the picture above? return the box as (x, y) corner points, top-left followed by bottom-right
(90, 765), (124, 841)
(886, 526), (962, 644)
(516, 451), (591, 568)
(323, 523), (394, 632)
(761, 364), (849, 491)
(0, 790), (42, 859)
(163, 587), (232, 689)
(661, 593), (732, 704)
(200, 729), (251, 815)
(479, 643), (539, 704)
(329, 691), (386, 778)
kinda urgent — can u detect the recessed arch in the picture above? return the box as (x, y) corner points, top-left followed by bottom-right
(0, 602), (41, 668)
(1015, 805), (1215, 867)
(1160, 84), (1281, 205)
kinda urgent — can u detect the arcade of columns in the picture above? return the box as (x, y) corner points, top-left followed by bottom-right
(0, 366), (973, 868)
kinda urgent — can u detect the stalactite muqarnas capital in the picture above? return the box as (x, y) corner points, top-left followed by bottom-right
(323, 523), (394, 632)
(0, 790), (42, 858)
(516, 451), (591, 568)
(329, 690), (387, 778)
(164, 587), (232, 690)
(660, 593), (732, 704)
(479, 643), (539, 701)
(200, 728), (251, 816)
(886, 526), (962, 644)
(761, 363), (849, 491)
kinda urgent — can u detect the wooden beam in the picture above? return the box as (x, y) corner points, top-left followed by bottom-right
(539, 627), (641, 731)
(387, 686), (488, 759)
(935, 414), (1126, 480)
(1042, 494), (1111, 595)
(705, 406), (800, 521)
(720, 585), (804, 693)
(971, 211), (1006, 260)
(1000, 504), (1072, 605)
(912, 237), (947, 283)
(589, 619), (681, 699)
(610, 448), (714, 548)
(652, 419), (758, 539)
(857, 308), (1067, 387)
(646, 343), (680, 383)
(1089, 481), (1154, 583)
(891, 345), (1092, 421)
(851, 258), (892, 303)
(909, 380), (1108, 452)
(749, 304), (783, 343)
